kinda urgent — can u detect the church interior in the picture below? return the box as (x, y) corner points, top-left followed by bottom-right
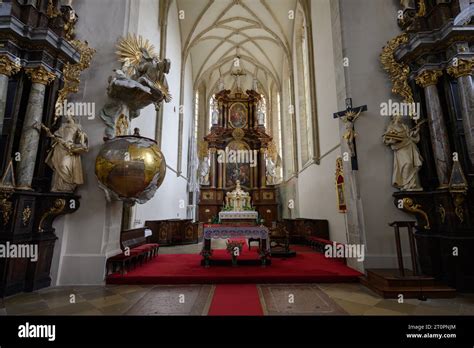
(0, 0), (474, 320)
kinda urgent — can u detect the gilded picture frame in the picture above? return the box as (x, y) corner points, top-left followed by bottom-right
(228, 102), (248, 129)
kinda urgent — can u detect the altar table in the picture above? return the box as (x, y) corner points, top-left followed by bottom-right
(201, 225), (270, 267)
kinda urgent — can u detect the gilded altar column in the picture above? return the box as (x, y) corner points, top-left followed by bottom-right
(415, 70), (452, 188)
(447, 59), (474, 165)
(209, 147), (217, 188)
(259, 148), (266, 188)
(0, 56), (21, 135)
(217, 153), (223, 189)
(16, 66), (56, 189)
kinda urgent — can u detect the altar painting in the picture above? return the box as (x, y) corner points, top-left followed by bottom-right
(229, 102), (247, 129)
(225, 140), (251, 188)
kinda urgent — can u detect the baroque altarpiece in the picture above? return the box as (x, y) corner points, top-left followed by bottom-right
(0, 0), (94, 297)
(198, 89), (279, 227)
(381, 0), (474, 291)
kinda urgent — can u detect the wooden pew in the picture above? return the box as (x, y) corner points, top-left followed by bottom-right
(106, 228), (159, 276)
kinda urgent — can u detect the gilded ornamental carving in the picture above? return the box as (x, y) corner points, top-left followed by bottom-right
(25, 66), (56, 85)
(0, 55), (21, 77)
(415, 70), (443, 88)
(447, 58), (474, 78)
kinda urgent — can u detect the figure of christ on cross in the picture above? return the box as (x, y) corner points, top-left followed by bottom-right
(333, 98), (368, 170)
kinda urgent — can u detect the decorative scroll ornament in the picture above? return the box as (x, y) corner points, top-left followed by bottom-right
(38, 199), (66, 232)
(232, 128), (245, 141)
(0, 195), (12, 226)
(47, 0), (61, 18)
(415, 69), (443, 88)
(416, 0), (426, 17)
(402, 197), (430, 229)
(380, 34), (415, 107)
(335, 157), (347, 213)
(54, 40), (96, 123)
(22, 206), (32, 226)
(449, 160), (469, 224)
(25, 66), (56, 85)
(0, 160), (16, 226)
(438, 204), (446, 224)
(0, 55), (21, 77)
(447, 58), (474, 78)
(63, 7), (78, 41)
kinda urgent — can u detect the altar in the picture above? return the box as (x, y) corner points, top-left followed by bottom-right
(201, 225), (270, 267)
(197, 88), (280, 227)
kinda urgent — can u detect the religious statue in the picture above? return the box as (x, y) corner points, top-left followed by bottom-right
(115, 114), (129, 136)
(198, 156), (210, 185)
(266, 156), (277, 184)
(265, 142), (281, 185)
(257, 97), (266, 126)
(218, 77), (225, 91)
(341, 109), (362, 157)
(210, 98), (219, 126)
(400, 0), (416, 10)
(383, 115), (425, 191)
(99, 34), (172, 140)
(37, 114), (89, 193)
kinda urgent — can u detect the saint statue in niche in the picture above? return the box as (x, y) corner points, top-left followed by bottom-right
(229, 103), (247, 128)
(383, 115), (424, 191)
(198, 156), (210, 185)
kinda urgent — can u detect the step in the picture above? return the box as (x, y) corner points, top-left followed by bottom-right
(366, 268), (438, 288)
(361, 273), (456, 299)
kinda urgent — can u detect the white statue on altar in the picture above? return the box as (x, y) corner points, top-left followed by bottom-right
(225, 180), (252, 211)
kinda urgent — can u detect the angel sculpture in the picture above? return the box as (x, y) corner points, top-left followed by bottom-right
(116, 35), (172, 106)
(100, 34), (172, 140)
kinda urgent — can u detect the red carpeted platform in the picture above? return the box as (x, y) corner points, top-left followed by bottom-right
(106, 248), (362, 285)
(208, 284), (263, 316)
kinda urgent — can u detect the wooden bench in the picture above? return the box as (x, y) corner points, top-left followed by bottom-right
(106, 228), (159, 276)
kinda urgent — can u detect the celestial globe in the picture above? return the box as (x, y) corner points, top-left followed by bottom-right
(95, 135), (166, 204)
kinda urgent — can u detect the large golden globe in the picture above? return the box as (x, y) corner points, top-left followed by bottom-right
(95, 135), (166, 204)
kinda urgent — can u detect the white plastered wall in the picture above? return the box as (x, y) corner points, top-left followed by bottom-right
(289, 0), (347, 244)
(50, 0), (193, 286)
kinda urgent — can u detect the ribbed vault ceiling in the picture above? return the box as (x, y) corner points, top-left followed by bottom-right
(177, 0), (297, 94)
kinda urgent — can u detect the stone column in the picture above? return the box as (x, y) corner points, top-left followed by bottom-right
(0, 56), (21, 135)
(209, 148), (217, 188)
(447, 59), (474, 165)
(415, 70), (452, 188)
(16, 66), (56, 190)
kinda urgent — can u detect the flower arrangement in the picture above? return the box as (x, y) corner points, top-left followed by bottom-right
(226, 240), (244, 254)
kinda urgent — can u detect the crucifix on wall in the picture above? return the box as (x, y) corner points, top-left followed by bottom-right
(333, 98), (367, 170)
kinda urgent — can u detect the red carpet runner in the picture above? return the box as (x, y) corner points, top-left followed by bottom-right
(208, 284), (263, 316)
(106, 248), (361, 285)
